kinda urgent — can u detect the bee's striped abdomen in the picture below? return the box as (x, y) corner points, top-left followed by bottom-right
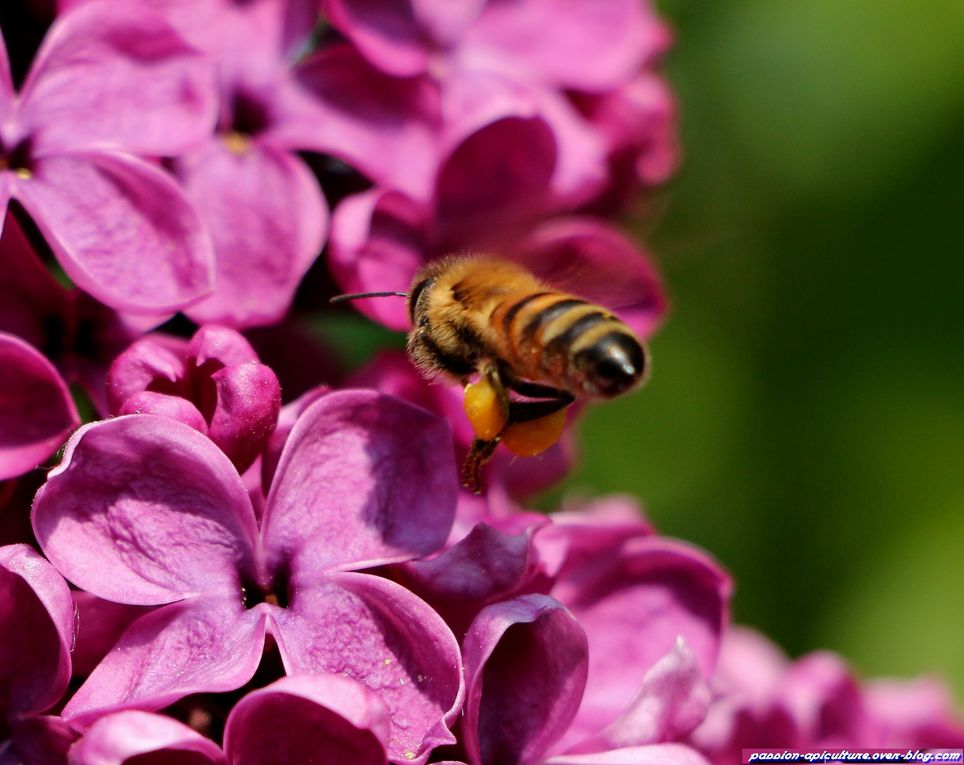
(491, 291), (646, 398)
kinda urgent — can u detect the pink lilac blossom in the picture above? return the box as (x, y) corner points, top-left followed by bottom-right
(106, 324), (282, 473)
(689, 626), (964, 764)
(0, 3), (217, 314)
(69, 675), (391, 765)
(32, 392), (463, 764)
(0, 544), (77, 764)
(0, 332), (77, 480)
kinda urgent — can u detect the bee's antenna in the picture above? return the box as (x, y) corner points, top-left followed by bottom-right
(329, 291), (408, 304)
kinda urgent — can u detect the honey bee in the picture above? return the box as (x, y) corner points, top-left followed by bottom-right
(332, 255), (649, 492)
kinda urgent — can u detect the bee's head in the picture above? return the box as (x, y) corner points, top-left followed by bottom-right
(576, 332), (647, 398)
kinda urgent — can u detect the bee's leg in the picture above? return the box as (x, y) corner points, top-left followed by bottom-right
(482, 362), (511, 419)
(461, 437), (501, 494)
(498, 366), (575, 424)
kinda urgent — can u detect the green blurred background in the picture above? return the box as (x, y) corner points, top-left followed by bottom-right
(567, 0), (964, 696)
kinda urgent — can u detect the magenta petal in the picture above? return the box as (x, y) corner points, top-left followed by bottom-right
(71, 592), (151, 679)
(0, 544), (74, 716)
(32, 416), (260, 604)
(462, 595), (589, 765)
(64, 597), (265, 726)
(327, 188), (429, 331)
(223, 675), (391, 765)
(466, 0), (667, 91)
(279, 45), (439, 201)
(865, 677), (964, 747)
(70, 710), (225, 764)
(178, 140), (328, 327)
(778, 652), (870, 745)
(556, 538), (730, 743)
(207, 362), (281, 473)
(262, 390), (457, 573)
(510, 218), (667, 340)
(544, 743), (712, 765)
(13, 151), (214, 314)
(0, 33), (12, 124)
(0, 333), (78, 480)
(272, 572), (463, 764)
(6, 715), (77, 765)
(106, 335), (189, 413)
(564, 640), (711, 753)
(188, 325), (259, 368)
(19, 2), (217, 156)
(322, 0), (431, 77)
(117, 391), (209, 434)
(399, 520), (551, 637)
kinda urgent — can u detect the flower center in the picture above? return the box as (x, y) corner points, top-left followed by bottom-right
(0, 137), (34, 178)
(240, 570), (289, 609)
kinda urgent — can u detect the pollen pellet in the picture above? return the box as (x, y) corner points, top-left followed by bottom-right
(501, 408), (567, 456)
(463, 378), (507, 440)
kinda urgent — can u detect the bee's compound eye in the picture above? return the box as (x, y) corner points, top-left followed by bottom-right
(578, 333), (645, 398)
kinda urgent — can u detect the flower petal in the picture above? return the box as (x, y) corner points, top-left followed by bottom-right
(71, 591), (151, 678)
(0, 30), (13, 124)
(465, 0), (669, 92)
(271, 572), (463, 764)
(462, 595), (588, 765)
(13, 151), (214, 314)
(555, 537), (730, 745)
(277, 44), (440, 201)
(510, 218), (667, 340)
(398, 520), (552, 638)
(6, 715), (77, 765)
(116, 391), (209, 434)
(106, 335), (189, 413)
(322, 0), (431, 77)
(327, 188), (429, 331)
(262, 390), (457, 573)
(69, 710), (225, 764)
(63, 597), (265, 726)
(177, 139), (327, 328)
(0, 544), (74, 716)
(32, 415), (260, 604)
(223, 675), (390, 765)
(565, 640), (711, 753)
(19, 2), (217, 156)
(0, 333), (78, 480)
(206, 362), (281, 473)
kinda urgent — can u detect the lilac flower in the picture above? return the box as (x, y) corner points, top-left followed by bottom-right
(459, 594), (712, 765)
(0, 332), (78, 480)
(0, 3), (217, 313)
(689, 626), (964, 764)
(317, 0), (674, 208)
(0, 543), (77, 764)
(69, 674), (392, 765)
(32, 391), (463, 763)
(106, 325), (282, 473)
(63, 0), (332, 327)
(0, 213), (153, 414)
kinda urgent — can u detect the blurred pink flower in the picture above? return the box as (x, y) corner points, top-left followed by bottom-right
(0, 3), (217, 313)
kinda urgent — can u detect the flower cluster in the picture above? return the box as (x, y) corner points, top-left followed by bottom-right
(0, 2), (960, 765)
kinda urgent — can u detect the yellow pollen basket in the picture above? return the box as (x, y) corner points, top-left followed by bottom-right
(501, 409), (566, 456)
(463, 378), (506, 440)
(463, 377), (566, 456)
